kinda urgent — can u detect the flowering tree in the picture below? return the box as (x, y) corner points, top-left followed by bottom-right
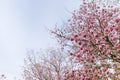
(52, 0), (120, 79)
(22, 48), (71, 80)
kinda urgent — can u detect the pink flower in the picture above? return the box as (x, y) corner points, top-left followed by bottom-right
(104, 28), (109, 36)
(110, 27), (113, 31)
(114, 26), (120, 31)
(115, 18), (120, 23)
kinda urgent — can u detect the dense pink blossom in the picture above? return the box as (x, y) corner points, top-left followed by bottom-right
(53, 0), (120, 79)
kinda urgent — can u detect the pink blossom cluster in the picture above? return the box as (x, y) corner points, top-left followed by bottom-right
(53, 0), (120, 79)
(63, 66), (110, 80)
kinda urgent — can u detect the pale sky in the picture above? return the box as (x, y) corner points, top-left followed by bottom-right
(0, 0), (81, 79)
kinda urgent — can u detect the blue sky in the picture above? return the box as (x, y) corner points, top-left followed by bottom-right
(0, 0), (81, 79)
